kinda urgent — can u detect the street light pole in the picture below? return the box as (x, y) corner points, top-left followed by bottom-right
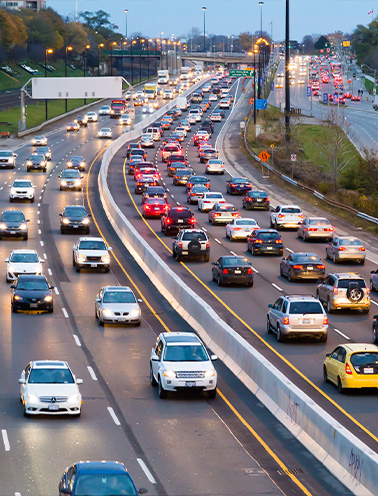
(253, 49), (257, 125)
(285, 0), (290, 143)
(202, 7), (206, 52)
(64, 46), (72, 113)
(83, 44), (90, 105)
(45, 48), (52, 121)
(259, 1), (264, 37)
(124, 9), (128, 39)
(131, 39), (135, 85)
(110, 41), (117, 76)
(140, 39), (145, 83)
(97, 43), (104, 76)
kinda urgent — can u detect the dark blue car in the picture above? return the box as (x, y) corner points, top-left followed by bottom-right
(226, 177), (253, 195)
(59, 461), (147, 496)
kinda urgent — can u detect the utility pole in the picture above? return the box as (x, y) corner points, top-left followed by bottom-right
(202, 7), (206, 52)
(285, 0), (290, 144)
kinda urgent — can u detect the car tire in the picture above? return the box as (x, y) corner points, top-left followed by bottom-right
(31, 198), (34, 203)
(176, 252), (182, 262)
(23, 404), (29, 417)
(48, 306), (53, 313)
(359, 259), (365, 265)
(280, 265), (284, 277)
(9, 198), (14, 203)
(325, 249), (330, 260)
(158, 377), (168, 399)
(276, 324), (285, 342)
(104, 268), (110, 273)
(60, 227), (65, 234)
(267, 316), (273, 334)
(150, 365), (157, 387)
(327, 299), (333, 313)
(362, 308), (370, 314)
(204, 254), (209, 262)
(332, 253), (337, 263)
(73, 255), (76, 267)
(98, 317), (104, 327)
(207, 388), (216, 399)
(323, 365), (329, 383)
(274, 220), (279, 230)
(76, 266), (80, 273)
(217, 275), (223, 287)
(337, 377), (344, 394)
(12, 304), (17, 313)
(373, 326), (378, 344)
(288, 270), (295, 282)
(23, 234), (28, 241)
(303, 233), (308, 242)
(319, 334), (328, 343)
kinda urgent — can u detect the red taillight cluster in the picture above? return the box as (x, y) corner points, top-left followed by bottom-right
(247, 268), (253, 274)
(283, 317), (290, 325)
(359, 247), (366, 251)
(323, 317), (328, 325)
(338, 247), (345, 251)
(278, 214), (285, 218)
(275, 239), (282, 244)
(345, 363), (353, 375)
(293, 265), (303, 270)
(317, 265), (325, 270)
(222, 268), (228, 274)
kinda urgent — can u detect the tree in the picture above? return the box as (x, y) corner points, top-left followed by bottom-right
(25, 15), (64, 50)
(0, 10), (27, 49)
(301, 35), (314, 54)
(65, 22), (89, 52)
(238, 32), (253, 51)
(314, 35), (329, 50)
(79, 10), (118, 32)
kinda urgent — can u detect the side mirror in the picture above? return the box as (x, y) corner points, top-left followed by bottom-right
(40, 259), (45, 263)
(61, 489), (71, 495)
(270, 206), (275, 212)
(49, 285), (55, 290)
(374, 315), (378, 320)
(18, 378), (26, 384)
(211, 262), (215, 265)
(317, 280), (324, 284)
(210, 354), (218, 361)
(14, 153), (18, 158)
(88, 213), (92, 217)
(137, 299), (143, 303)
(107, 247), (112, 251)
(76, 378), (83, 385)
(325, 353), (331, 357)
(4, 258), (8, 262)
(139, 489), (148, 495)
(268, 304), (273, 308)
(151, 353), (159, 362)
(95, 297), (100, 303)
(10, 284), (15, 289)
(26, 219), (30, 223)
(59, 213), (62, 217)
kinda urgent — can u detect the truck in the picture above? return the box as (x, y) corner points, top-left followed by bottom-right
(144, 82), (157, 99)
(176, 96), (188, 111)
(157, 70), (169, 84)
(180, 67), (191, 81)
(110, 100), (128, 118)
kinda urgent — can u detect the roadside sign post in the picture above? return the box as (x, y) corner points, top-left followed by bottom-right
(258, 150), (271, 178)
(270, 143), (275, 170)
(291, 154), (296, 179)
(229, 69), (254, 77)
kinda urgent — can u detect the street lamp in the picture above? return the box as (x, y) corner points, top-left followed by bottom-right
(83, 45), (90, 104)
(64, 46), (72, 112)
(202, 7), (206, 52)
(131, 39), (137, 85)
(97, 43), (104, 76)
(140, 38), (145, 83)
(124, 9), (128, 39)
(110, 41), (117, 76)
(259, 1), (264, 37)
(44, 48), (53, 121)
(285, 0), (290, 143)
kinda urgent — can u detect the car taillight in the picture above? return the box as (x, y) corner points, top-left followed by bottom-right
(345, 363), (353, 375)
(293, 265), (303, 270)
(206, 242), (210, 248)
(206, 183), (210, 188)
(191, 193), (196, 196)
(214, 213), (221, 217)
(230, 184), (236, 188)
(137, 174), (142, 178)
(283, 317), (290, 325)
(190, 218), (195, 223)
(323, 317), (328, 325)
(178, 242), (183, 248)
(187, 183), (192, 188)
(367, 287), (371, 294)
(359, 247), (366, 251)
(254, 239), (263, 244)
(278, 214), (285, 218)
(333, 287), (338, 294)
(299, 215), (304, 219)
(223, 268), (228, 274)
(324, 227), (334, 231)
(306, 228), (317, 232)
(145, 205), (150, 210)
(247, 268), (253, 274)
(317, 264), (325, 269)
(232, 212), (239, 217)
(234, 227), (242, 231)
(166, 218), (171, 224)
(275, 239), (282, 244)
(204, 200), (211, 203)
(338, 247), (345, 251)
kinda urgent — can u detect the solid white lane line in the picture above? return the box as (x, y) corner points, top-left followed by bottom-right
(251, 267), (259, 273)
(73, 334), (81, 346)
(272, 283), (283, 291)
(334, 328), (350, 340)
(2, 429), (10, 451)
(215, 238), (222, 244)
(286, 247), (294, 253)
(62, 308), (69, 318)
(107, 406), (121, 426)
(137, 458), (156, 484)
(54, 287), (59, 295)
(47, 268), (52, 276)
(87, 366), (98, 381)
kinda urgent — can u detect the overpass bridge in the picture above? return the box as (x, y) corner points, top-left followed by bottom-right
(181, 52), (250, 67)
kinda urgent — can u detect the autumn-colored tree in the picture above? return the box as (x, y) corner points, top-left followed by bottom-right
(238, 32), (253, 51)
(65, 22), (89, 53)
(0, 10), (27, 49)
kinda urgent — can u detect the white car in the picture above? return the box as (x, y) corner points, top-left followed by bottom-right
(98, 127), (112, 139)
(73, 237), (112, 273)
(203, 85), (212, 93)
(32, 135), (47, 146)
(136, 89), (145, 98)
(175, 126), (187, 137)
(270, 204), (304, 229)
(139, 134), (155, 148)
(209, 93), (218, 101)
(99, 105), (111, 115)
(9, 179), (35, 202)
(5, 249), (44, 282)
(219, 99), (230, 109)
(188, 109), (201, 122)
(95, 286), (142, 326)
(0, 150), (17, 169)
(226, 218), (260, 240)
(150, 332), (218, 398)
(119, 114), (132, 125)
(208, 202), (238, 225)
(19, 360), (82, 416)
(86, 111), (98, 122)
(187, 114), (197, 124)
(198, 192), (226, 212)
(210, 113), (222, 122)
(163, 90), (174, 99)
(206, 159), (225, 175)
(142, 105), (155, 114)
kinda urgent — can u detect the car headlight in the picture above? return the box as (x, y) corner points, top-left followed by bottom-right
(27, 393), (38, 403)
(10, 188), (16, 195)
(67, 162), (72, 167)
(20, 224), (27, 230)
(82, 218), (89, 225)
(44, 295), (53, 302)
(101, 308), (112, 317)
(77, 254), (86, 262)
(67, 394), (80, 403)
(74, 180), (81, 186)
(81, 162), (85, 167)
(60, 180), (67, 186)
(163, 370), (176, 378)
(129, 309), (141, 318)
(101, 254), (110, 263)
(14, 295), (23, 301)
(27, 160), (32, 165)
(0, 223), (6, 230)
(62, 218), (70, 224)
(8, 265), (15, 272)
(204, 370), (216, 378)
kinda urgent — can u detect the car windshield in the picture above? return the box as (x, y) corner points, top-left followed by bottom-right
(79, 241), (106, 250)
(176, 169), (190, 176)
(337, 279), (366, 289)
(17, 279), (49, 290)
(32, 155), (44, 161)
(13, 181), (31, 188)
(103, 291), (136, 304)
(339, 238), (362, 246)
(11, 253), (38, 263)
(28, 368), (74, 384)
(62, 171), (80, 178)
(75, 474), (137, 496)
(71, 156), (84, 162)
(249, 191), (268, 197)
(236, 220), (257, 226)
(182, 232), (207, 241)
(350, 353), (378, 367)
(292, 254), (320, 263)
(2, 211), (24, 221)
(218, 205), (236, 212)
(281, 207), (301, 213)
(0, 151), (12, 157)
(308, 219), (330, 225)
(223, 258), (249, 267)
(232, 178), (248, 183)
(64, 207), (86, 217)
(164, 344), (208, 362)
(288, 302), (323, 314)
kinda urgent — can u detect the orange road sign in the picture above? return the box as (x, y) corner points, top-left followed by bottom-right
(249, 98), (254, 104)
(258, 150), (271, 162)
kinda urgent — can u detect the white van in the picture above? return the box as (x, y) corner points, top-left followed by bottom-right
(145, 127), (161, 141)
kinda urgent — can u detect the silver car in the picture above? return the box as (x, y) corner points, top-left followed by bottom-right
(208, 203), (238, 225)
(326, 236), (366, 265)
(297, 217), (334, 241)
(371, 270), (378, 292)
(95, 286), (142, 326)
(267, 295), (328, 342)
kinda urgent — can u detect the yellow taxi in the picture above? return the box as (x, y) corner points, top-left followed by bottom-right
(323, 343), (378, 393)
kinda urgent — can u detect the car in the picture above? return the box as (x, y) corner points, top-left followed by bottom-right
(175, 126), (187, 137)
(187, 184), (209, 204)
(142, 104), (155, 114)
(173, 168), (192, 186)
(194, 131), (210, 145)
(186, 176), (210, 192)
(242, 190), (270, 210)
(66, 122), (80, 132)
(60, 205), (91, 234)
(37, 146), (51, 161)
(213, 108), (225, 118)
(270, 204), (304, 229)
(26, 154), (47, 172)
(326, 236), (366, 265)
(351, 95), (361, 102)
(72, 237), (111, 273)
(134, 97), (145, 106)
(209, 93), (218, 101)
(0, 150), (17, 168)
(226, 218), (260, 240)
(98, 127), (112, 139)
(5, 249), (44, 282)
(9, 179), (35, 203)
(32, 135), (47, 146)
(371, 270), (378, 292)
(208, 202), (238, 225)
(219, 99), (230, 109)
(162, 144), (182, 162)
(67, 156), (86, 172)
(75, 115), (88, 127)
(86, 111), (98, 122)
(180, 120), (191, 132)
(170, 131), (185, 143)
(59, 169), (83, 191)
(297, 217), (334, 241)
(200, 148), (219, 163)
(0, 209), (29, 240)
(95, 286), (142, 326)
(267, 295), (328, 342)
(129, 148), (147, 162)
(212, 256), (253, 287)
(161, 206), (195, 235)
(198, 192), (226, 212)
(323, 344), (378, 393)
(188, 109), (202, 122)
(142, 197), (168, 218)
(166, 154), (186, 169)
(163, 89), (174, 99)
(187, 114), (197, 124)
(139, 134), (155, 148)
(161, 118), (171, 130)
(11, 274), (54, 313)
(206, 158), (225, 174)
(119, 113), (132, 125)
(280, 252), (325, 281)
(99, 105), (111, 115)
(316, 272), (370, 314)
(201, 119), (214, 133)
(19, 360), (82, 416)
(226, 177), (253, 195)
(150, 331), (217, 398)
(134, 165), (159, 183)
(128, 157), (145, 175)
(172, 228), (210, 262)
(135, 176), (158, 194)
(141, 185), (167, 203)
(126, 143), (142, 158)
(247, 229), (283, 255)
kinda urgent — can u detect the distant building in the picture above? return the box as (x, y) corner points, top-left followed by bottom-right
(0, 0), (46, 11)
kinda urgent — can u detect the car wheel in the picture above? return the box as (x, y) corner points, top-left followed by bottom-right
(31, 198), (34, 203)
(267, 316), (273, 334)
(23, 234), (28, 241)
(276, 324), (285, 342)
(48, 306), (53, 313)
(303, 233), (308, 242)
(373, 326), (378, 344)
(176, 252), (182, 262)
(325, 249), (330, 260)
(279, 265), (284, 277)
(12, 304), (17, 313)
(98, 316), (104, 327)
(207, 388), (216, 399)
(104, 268), (110, 273)
(76, 266), (80, 273)
(60, 227), (65, 234)
(288, 270), (295, 282)
(362, 307), (370, 315)
(332, 253), (337, 263)
(359, 259), (365, 266)
(337, 377), (344, 394)
(217, 275), (223, 286)
(274, 220), (279, 230)
(204, 254), (209, 262)
(327, 299), (333, 313)
(319, 334), (328, 343)
(323, 365), (329, 383)
(23, 404), (29, 417)
(150, 365), (157, 387)
(72, 255), (76, 267)
(158, 377), (168, 399)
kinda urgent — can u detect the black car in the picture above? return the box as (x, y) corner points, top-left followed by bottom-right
(212, 256), (253, 287)
(242, 190), (270, 210)
(226, 177), (253, 195)
(126, 143), (142, 158)
(201, 119), (214, 133)
(280, 252), (325, 281)
(26, 154), (47, 172)
(11, 274), (54, 313)
(142, 186), (167, 203)
(161, 206), (195, 235)
(166, 109), (179, 120)
(247, 229), (283, 256)
(128, 158), (145, 175)
(135, 177), (158, 194)
(75, 115), (88, 127)
(200, 124), (213, 136)
(60, 205), (91, 234)
(67, 156), (86, 171)
(58, 461), (146, 496)
(0, 209), (29, 240)
(186, 175), (210, 192)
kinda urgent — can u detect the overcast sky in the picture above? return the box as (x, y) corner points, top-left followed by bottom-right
(48, 0), (374, 41)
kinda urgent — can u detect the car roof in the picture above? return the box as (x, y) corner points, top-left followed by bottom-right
(11, 249), (38, 254)
(283, 295), (319, 301)
(102, 286), (133, 292)
(278, 204), (301, 208)
(64, 205), (86, 209)
(342, 344), (378, 353)
(32, 360), (68, 369)
(330, 272), (363, 279)
(17, 274), (47, 280)
(75, 461), (127, 474)
(161, 332), (201, 345)
(78, 237), (104, 242)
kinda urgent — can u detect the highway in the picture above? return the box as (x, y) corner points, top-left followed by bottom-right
(0, 82), (351, 496)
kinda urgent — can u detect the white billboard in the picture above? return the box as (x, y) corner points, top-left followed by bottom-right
(31, 77), (123, 99)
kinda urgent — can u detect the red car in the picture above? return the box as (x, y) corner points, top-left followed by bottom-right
(142, 198), (168, 218)
(344, 93), (352, 99)
(193, 133), (210, 145)
(166, 153), (186, 168)
(351, 95), (361, 101)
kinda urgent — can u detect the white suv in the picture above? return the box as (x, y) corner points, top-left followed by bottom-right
(9, 179), (35, 203)
(270, 204), (304, 229)
(0, 150), (17, 169)
(198, 192), (226, 212)
(150, 332), (218, 398)
(72, 237), (112, 273)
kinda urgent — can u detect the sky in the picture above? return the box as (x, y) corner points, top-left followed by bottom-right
(47, 0), (375, 41)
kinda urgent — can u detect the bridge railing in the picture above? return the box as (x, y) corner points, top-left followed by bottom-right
(183, 52), (248, 58)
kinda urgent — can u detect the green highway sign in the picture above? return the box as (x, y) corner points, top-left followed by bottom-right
(229, 69), (254, 77)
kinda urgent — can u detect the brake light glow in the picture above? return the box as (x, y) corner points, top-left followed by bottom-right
(190, 218), (195, 223)
(254, 239), (263, 244)
(293, 265), (303, 270)
(317, 265), (325, 269)
(166, 218), (171, 224)
(359, 247), (366, 251)
(333, 287), (338, 294)
(283, 317), (290, 325)
(234, 227), (242, 231)
(222, 268), (228, 274)
(278, 214), (285, 218)
(338, 247), (346, 251)
(276, 239), (282, 244)
(247, 268), (253, 274)
(323, 317), (328, 325)
(178, 242), (183, 248)
(214, 213), (221, 217)
(345, 363), (353, 375)
(206, 242), (210, 248)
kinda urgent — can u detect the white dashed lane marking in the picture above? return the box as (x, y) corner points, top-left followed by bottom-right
(87, 366), (98, 381)
(2, 429), (10, 451)
(107, 406), (121, 426)
(334, 328), (350, 340)
(137, 458), (157, 484)
(62, 307), (69, 318)
(73, 334), (81, 346)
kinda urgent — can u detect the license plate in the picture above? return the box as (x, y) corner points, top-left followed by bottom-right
(73, 225), (78, 228)
(307, 266), (313, 270)
(364, 368), (374, 374)
(186, 381), (196, 387)
(182, 251), (188, 255)
(48, 405), (59, 411)
(235, 270), (241, 274)
(267, 247), (273, 250)
(118, 317), (126, 322)
(10, 231), (16, 235)
(30, 303), (38, 308)
(257, 199), (262, 202)
(302, 319), (312, 324)
(178, 220), (183, 223)
(90, 264), (97, 268)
